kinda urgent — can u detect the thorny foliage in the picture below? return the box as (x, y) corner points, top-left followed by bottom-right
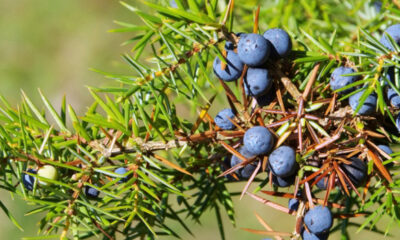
(0, 0), (400, 239)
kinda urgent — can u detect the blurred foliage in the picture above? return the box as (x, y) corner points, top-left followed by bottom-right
(0, 0), (134, 111)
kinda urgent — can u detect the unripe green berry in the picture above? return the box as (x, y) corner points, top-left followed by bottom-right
(37, 165), (58, 186)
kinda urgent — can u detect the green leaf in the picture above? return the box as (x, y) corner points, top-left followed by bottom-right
(139, 167), (180, 192)
(214, 205), (225, 240)
(137, 211), (157, 237)
(76, 200), (125, 221)
(38, 89), (70, 133)
(22, 235), (61, 240)
(143, 1), (215, 25)
(353, 87), (374, 115)
(301, 28), (332, 53)
(21, 90), (49, 126)
(294, 55), (330, 63)
(120, 1), (162, 24)
(81, 114), (131, 136)
(0, 200), (23, 231)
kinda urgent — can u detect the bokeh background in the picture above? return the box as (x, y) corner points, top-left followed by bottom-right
(0, 0), (399, 239)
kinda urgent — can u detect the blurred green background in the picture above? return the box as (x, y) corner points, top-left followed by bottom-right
(0, 0), (399, 239)
(0, 0), (133, 112)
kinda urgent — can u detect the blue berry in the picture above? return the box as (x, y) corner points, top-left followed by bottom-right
(349, 90), (377, 115)
(169, 0), (177, 8)
(330, 67), (357, 94)
(378, 144), (393, 155)
(213, 50), (244, 82)
(241, 163), (258, 179)
(341, 157), (367, 188)
(288, 198), (299, 211)
(255, 86), (276, 107)
(387, 87), (400, 108)
(225, 33), (244, 50)
(114, 167), (130, 183)
(243, 126), (274, 156)
(316, 177), (328, 190)
(263, 28), (292, 59)
(230, 147), (254, 164)
(237, 33), (271, 67)
(230, 147), (258, 179)
(382, 67), (400, 86)
(244, 67), (273, 97)
(225, 41), (234, 50)
(23, 169), (37, 191)
(373, 1), (382, 12)
(377, 144), (394, 167)
(302, 230), (329, 240)
(268, 146), (296, 177)
(385, 67), (400, 106)
(85, 185), (100, 198)
(304, 205), (333, 234)
(214, 108), (236, 130)
(272, 174), (295, 187)
(380, 24), (400, 51)
(396, 113), (400, 132)
(222, 157), (235, 181)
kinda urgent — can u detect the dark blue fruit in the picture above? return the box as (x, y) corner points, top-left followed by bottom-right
(241, 163), (258, 179)
(255, 86), (276, 107)
(225, 33), (244, 50)
(263, 28), (292, 59)
(272, 174), (295, 187)
(244, 67), (273, 97)
(214, 108), (236, 130)
(396, 112), (400, 132)
(316, 177), (328, 190)
(85, 185), (100, 198)
(213, 50), (244, 82)
(222, 157), (235, 181)
(225, 41), (234, 50)
(268, 145), (296, 177)
(330, 67), (357, 94)
(349, 90), (377, 115)
(377, 144), (394, 167)
(288, 198), (299, 211)
(114, 167), (130, 183)
(378, 144), (393, 155)
(304, 205), (333, 234)
(230, 147), (258, 179)
(341, 157), (367, 188)
(243, 126), (274, 156)
(237, 33), (271, 67)
(380, 24), (400, 51)
(387, 87), (400, 108)
(169, 0), (178, 8)
(23, 169), (37, 191)
(302, 230), (329, 240)
(230, 147), (254, 166)
(383, 67), (400, 106)
(373, 1), (382, 12)
(382, 67), (396, 84)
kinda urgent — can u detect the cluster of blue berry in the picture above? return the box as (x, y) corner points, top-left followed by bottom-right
(213, 29), (291, 105)
(331, 25), (400, 120)
(213, 23), (399, 240)
(213, 28), (294, 181)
